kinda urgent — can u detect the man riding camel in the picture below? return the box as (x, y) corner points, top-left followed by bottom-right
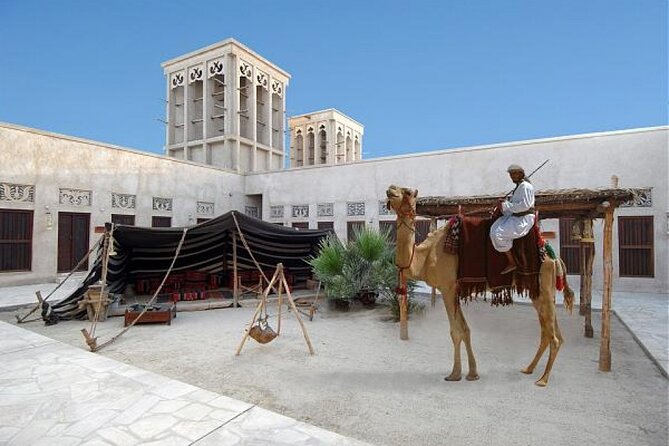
(490, 164), (536, 274)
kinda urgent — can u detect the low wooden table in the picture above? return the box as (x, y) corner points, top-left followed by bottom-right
(124, 303), (176, 327)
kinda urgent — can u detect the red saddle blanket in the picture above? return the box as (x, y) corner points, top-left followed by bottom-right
(457, 217), (542, 305)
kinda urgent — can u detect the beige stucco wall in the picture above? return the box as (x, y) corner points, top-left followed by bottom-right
(246, 127), (669, 293)
(0, 124), (245, 286)
(1, 122), (666, 294)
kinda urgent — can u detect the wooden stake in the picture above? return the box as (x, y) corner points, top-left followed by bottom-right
(235, 267), (281, 356)
(599, 207), (614, 371)
(277, 272), (283, 335)
(399, 269), (409, 340)
(280, 272), (315, 355)
(580, 239), (595, 338)
(430, 217), (437, 308)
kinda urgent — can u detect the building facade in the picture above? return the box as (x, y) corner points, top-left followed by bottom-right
(162, 39), (290, 173)
(1, 122), (667, 294)
(288, 109), (364, 167)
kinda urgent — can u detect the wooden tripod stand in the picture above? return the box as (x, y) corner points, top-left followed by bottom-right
(235, 263), (315, 356)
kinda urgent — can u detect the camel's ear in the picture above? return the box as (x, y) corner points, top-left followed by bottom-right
(413, 189), (418, 198)
(386, 200), (391, 210)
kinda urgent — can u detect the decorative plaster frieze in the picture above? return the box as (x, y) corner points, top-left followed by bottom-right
(317, 203), (334, 217)
(620, 189), (652, 208)
(0, 183), (34, 203)
(256, 70), (269, 90)
(271, 80), (283, 97)
(347, 202), (365, 216)
(207, 59), (225, 78)
(245, 206), (258, 218)
(378, 200), (391, 215)
(270, 205), (284, 219)
(239, 60), (253, 79)
(59, 188), (92, 206)
(197, 201), (214, 215)
(188, 65), (204, 83)
(292, 205), (309, 218)
(170, 71), (185, 89)
(111, 193), (136, 209)
(152, 197), (173, 212)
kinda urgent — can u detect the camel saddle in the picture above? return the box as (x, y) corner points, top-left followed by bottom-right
(454, 216), (542, 305)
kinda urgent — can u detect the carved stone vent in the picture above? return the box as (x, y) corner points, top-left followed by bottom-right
(347, 202), (365, 216)
(171, 71), (185, 89)
(153, 197), (173, 212)
(0, 183), (34, 203)
(111, 193), (136, 209)
(59, 188), (92, 206)
(317, 203), (334, 217)
(208, 59), (224, 78)
(197, 201), (214, 215)
(620, 189), (652, 208)
(292, 205), (309, 218)
(270, 205), (284, 219)
(245, 206), (258, 218)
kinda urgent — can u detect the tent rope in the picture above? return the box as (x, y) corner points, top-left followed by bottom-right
(83, 227), (189, 352)
(231, 212), (280, 293)
(16, 235), (103, 324)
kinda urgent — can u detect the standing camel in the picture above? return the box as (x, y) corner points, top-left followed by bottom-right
(386, 185), (573, 387)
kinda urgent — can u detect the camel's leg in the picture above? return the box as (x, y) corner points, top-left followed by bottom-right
(455, 307), (479, 380)
(535, 300), (561, 387)
(521, 299), (550, 375)
(441, 288), (463, 381)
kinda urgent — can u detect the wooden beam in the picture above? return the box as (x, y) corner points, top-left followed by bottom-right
(580, 240), (595, 338)
(599, 206), (614, 371)
(233, 231), (238, 307)
(430, 217), (437, 308)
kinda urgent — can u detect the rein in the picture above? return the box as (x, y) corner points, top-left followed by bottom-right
(393, 195), (418, 294)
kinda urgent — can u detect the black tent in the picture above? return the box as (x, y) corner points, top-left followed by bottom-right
(47, 211), (330, 320)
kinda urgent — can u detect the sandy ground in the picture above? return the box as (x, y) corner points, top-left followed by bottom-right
(2, 296), (667, 446)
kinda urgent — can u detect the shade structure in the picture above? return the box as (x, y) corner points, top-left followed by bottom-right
(47, 211), (330, 320)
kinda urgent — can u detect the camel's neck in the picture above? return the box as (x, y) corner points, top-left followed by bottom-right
(395, 215), (416, 270)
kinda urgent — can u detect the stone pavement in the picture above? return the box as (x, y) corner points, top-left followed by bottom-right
(0, 320), (370, 445)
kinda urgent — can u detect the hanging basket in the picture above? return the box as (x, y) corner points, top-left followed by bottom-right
(248, 319), (278, 344)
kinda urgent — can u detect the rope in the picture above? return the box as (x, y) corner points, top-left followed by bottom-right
(16, 235), (103, 323)
(231, 212), (280, 294)
(89, 227), (188, 352)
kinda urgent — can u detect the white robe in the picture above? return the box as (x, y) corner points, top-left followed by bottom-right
(490, 180), (535, 252)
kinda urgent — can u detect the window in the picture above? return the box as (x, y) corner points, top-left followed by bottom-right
(292, 222), (309, 230)
(0, 209), (33, 272)
(618, 216), (654, 277)
(559, 218), (581, 275)
(152, 216), (171, 228)
(317, 221), (334, 231)
(347, 221), (365, 242)
(112, 214), (135, 226)
(196, 218), (210, 224)
(379, 221), (396, 244)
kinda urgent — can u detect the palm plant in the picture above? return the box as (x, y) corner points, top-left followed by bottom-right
(309, 227), (423, 317)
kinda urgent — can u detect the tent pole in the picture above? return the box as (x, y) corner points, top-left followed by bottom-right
(430, 217), (437, 307)
(233, 230), (239, 307)
(599, 205), (614, 371)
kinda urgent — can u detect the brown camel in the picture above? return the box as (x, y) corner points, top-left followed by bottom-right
(386, 185), (574, 387)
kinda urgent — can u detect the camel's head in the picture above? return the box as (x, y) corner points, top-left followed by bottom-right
(386, 185), (418, 215)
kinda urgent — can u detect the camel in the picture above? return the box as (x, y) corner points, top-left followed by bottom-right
(386, 185), (574, 387)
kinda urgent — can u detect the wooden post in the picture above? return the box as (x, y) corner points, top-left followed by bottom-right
(280, 271), (315, 355)
(599, 206), (614, 371)
(277, 269), (283, 335)
(580, 240), (595, 338)
(233, 231), (239, 307)
(430, 217), (437, 308)
(399, 272), (409, 340)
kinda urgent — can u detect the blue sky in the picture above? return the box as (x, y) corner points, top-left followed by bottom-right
(0, 0), (666, 158)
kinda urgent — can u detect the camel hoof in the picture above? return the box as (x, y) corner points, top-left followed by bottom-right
(466, 374), (479, 381)
(520, 367), (534, 375)
(444, 374), (462, 382)
(534, 379), (548, 387)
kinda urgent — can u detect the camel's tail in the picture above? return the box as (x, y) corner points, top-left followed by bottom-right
(556, 257), (574, 314)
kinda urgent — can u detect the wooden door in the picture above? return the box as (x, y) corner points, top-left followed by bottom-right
(58, 212), (90, 273)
